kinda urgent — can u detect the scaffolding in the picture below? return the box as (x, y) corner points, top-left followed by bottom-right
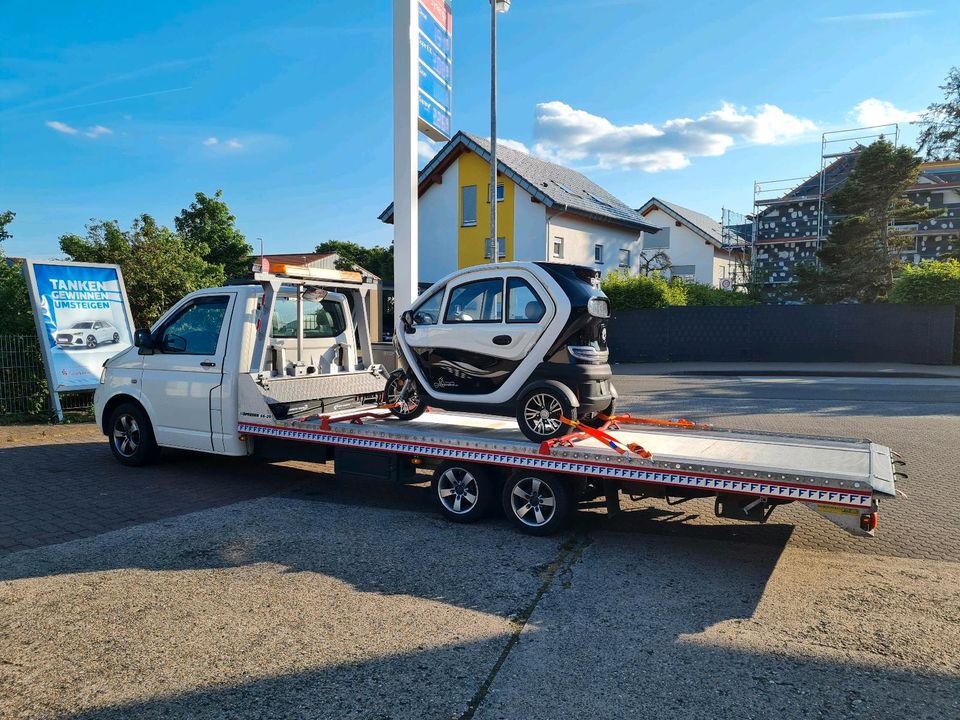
(748, 123), (901, 281)
(719, 207), (753, 288)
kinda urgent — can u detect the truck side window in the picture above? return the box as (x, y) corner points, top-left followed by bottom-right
(159, 296), (229, 355)
(412, 289), (443, 326)
(506, 277), (545, 323)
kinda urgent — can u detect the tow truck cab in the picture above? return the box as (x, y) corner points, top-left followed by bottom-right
(94, 263), (388, 461)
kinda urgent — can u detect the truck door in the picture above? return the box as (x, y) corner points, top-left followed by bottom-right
(140, 293), (236, 452)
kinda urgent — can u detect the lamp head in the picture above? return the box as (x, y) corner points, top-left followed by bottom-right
(494, 0), (511, 12)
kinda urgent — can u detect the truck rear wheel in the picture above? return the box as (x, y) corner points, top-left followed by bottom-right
(108, 403), (160, 466)
(502, 471), (572, 536)
(431, 461), (496, 523)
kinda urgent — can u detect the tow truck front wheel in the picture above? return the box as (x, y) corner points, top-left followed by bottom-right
(108, 403), (159, 467)
(502, 471), (572, 536)
(431, 462), (496, 523)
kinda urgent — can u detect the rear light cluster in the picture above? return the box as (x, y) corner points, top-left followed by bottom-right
(567, 344), (609, 365)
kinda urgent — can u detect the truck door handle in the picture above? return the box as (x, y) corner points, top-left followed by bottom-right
(200, 360), (217, 368)
(493, 335), (512, 346)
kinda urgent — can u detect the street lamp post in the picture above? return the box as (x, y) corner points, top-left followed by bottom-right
(490, 0), (510, 262)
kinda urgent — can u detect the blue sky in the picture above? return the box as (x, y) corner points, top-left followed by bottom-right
(1, 1), (956, 259)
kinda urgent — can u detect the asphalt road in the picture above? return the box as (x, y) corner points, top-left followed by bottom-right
(1, 373), (958, 719)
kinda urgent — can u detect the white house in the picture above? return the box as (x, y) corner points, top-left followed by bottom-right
(637, 198), (737, 287)
(379, 131), (660, 283)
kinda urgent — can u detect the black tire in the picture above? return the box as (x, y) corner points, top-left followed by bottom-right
(112, 332), (120, 343)
(516, 387), (574, 443)
(86, 335), (98, 349)
(431, 461), (496, 523)
(501, 471), (572, 536)
(385, 369), (427, 420)
(108, 402), (160, 466)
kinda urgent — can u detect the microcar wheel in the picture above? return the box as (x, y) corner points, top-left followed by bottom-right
(502, 471), (572, 536)
(431, 462), (496, 523)
(86, 335), (98, 348)
(112, 332), (120, 343)
(385, 370), (427, 420)
(108, 403), (160, 466)
(516, 388), (573, 443)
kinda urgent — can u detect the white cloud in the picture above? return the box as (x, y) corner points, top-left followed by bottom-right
(417, 138), (440, 162)
(531, 101), (816, 173)
(84, 125), (113, 139)
(46, 120), (78, 135)
(203, 136), (219, 146)
(822, 10), (931, 22)
(852, 98), (921, 126)
(224, 139), (243, 150)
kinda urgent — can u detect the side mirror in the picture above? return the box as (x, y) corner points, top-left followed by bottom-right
(400, 310), (415, 333)
(134, 329), (154, 354)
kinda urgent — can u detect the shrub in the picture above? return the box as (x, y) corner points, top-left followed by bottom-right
(682, 282), (757, 307)
(889, 259), (960, 305)
(601, 271), (686, 310)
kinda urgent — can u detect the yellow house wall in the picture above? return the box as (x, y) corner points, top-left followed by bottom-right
(457, 150), (515, 268)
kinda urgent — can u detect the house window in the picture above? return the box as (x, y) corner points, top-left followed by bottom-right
(486, 183), (505, 203)
(594, 244), (603, 264)
(671, 264), (696, 282)
(645, 226), (670, 249)
(461, 185), (477, 227)
(618, 249), (630, 268)
(484, 237), (506, 259)
(552, 237), (564, 259)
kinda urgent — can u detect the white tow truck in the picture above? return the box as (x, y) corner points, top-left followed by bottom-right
(95, 262), (901, 538)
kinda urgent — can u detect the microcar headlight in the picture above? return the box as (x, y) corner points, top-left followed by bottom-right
(587, 297), (610, 318)
(567, 344), (609, 365)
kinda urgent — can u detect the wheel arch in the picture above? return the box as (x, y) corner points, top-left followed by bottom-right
(100, 394), (150, 435)
(515, 378), (580, 409)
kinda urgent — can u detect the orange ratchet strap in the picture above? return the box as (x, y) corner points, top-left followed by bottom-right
(599, 413), (712, 430)
(559, 416), (652, 458)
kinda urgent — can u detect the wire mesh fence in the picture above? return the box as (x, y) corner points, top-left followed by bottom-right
(0, 335), (93, 418)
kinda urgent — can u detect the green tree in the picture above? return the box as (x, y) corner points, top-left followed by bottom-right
(890, 259), (960, 305)
(918, 67), (960, 162)
(315, 240), (394, 282)
(60, 215), (224, 326)
(175, 190), (252, 279)
(795, 139), (943, 303)
(0, 211), (36, 335)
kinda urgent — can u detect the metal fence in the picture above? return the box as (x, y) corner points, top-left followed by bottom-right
(0, 335), (93, 418)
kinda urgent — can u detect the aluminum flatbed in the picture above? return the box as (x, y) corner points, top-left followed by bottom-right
(237, 406), (899, 537)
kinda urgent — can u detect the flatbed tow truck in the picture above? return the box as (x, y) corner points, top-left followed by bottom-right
(95, 263), (901, 538)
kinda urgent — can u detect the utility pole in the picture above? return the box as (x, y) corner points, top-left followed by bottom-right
(393, 0), (419, 310)
(489, 0), (498, 262)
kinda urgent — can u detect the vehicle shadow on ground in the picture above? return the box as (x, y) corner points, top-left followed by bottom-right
(14, 534), (953, 720)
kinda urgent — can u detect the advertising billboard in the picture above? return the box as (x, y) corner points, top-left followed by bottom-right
(417, 0), (452, 142)
(23, 260), (135, 398)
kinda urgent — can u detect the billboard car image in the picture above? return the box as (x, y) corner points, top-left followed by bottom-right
(24, 261), (135, 391)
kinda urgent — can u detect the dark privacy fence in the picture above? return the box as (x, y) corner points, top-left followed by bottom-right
(608, 304), (958, 364)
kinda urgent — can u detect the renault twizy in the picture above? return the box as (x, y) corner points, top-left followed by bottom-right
(387, 262), (616, 443)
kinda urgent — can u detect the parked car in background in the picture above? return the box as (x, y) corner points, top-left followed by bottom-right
(56, 320), (121, 349)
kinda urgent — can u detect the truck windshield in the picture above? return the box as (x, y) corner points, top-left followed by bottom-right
(272, 296), (347, 339)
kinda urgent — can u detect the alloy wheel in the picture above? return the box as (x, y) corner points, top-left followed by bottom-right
(436, 467), (479, 515)
(510, 476), (557, 527)
(523, 393), (563, 437)
(113, 414), (140, 457)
